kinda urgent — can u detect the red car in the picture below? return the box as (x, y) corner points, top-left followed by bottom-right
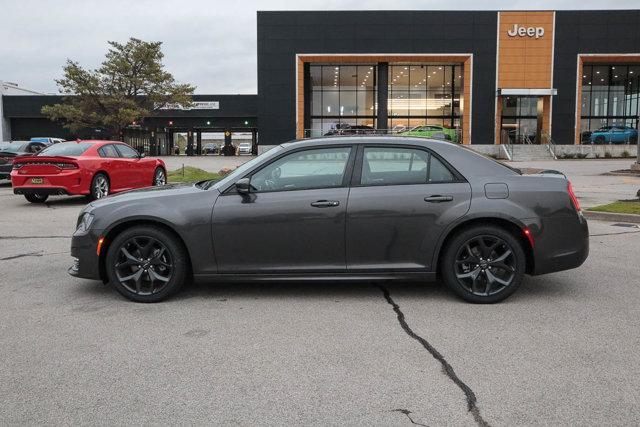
(11, 140), (167, 203)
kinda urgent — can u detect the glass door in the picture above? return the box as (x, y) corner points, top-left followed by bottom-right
(500, 96), (542, 144)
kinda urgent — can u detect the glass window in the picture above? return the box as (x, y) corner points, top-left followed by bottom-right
(362, 147), (428, 186)
(429, 156), (456, 183)
(250, 147), (351, 193)
(98, 144), (120, 158)
(339, 66), (358, 91)
(39, 142), (92, 157)
(387, 63), (463, 141)
(115, 144), (139, 158)
(309, 65), (377, 135)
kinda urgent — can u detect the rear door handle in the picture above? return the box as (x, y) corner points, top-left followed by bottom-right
(310, 200), (340, 208)
(424, 195), (453, 203)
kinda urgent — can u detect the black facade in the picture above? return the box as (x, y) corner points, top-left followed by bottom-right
(553, 10), (640, 144)
(258, 11), (498, 145)
(3, 94), (258, 141)
(4, 10), (640, 147)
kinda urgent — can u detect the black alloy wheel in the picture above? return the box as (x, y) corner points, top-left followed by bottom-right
(106, 226), (187, 302)
(442, 225), (526, 303)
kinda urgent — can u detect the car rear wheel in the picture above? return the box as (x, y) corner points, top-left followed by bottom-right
(594, 135), (605, 144)
(441, 225), (526, 303)
(106, 226), (187, 302)
(24, 193), (49, 203)
(89, 173), (109, 200)
(153, 168), (166, 186)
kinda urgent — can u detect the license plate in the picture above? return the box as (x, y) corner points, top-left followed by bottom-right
(31, 178), (43, 184)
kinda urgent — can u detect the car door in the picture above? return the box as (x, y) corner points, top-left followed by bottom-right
(346, 145), (471, 272)
(212, 145), (355, 273)
(114, 144), (144, 188)
(97, 144), (124, 190)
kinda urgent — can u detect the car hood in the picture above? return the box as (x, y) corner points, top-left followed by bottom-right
(87, 183), (205, 209)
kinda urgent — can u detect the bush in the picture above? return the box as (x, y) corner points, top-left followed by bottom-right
(604, 151), (612, 158)
(576, 153), (588, 159)
(622, 150), (631, 158)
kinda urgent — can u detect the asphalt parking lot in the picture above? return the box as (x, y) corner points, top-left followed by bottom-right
(1, 177), (639, 425)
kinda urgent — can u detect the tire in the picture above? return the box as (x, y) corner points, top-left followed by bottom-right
(89, 173), (109, 200)
(152, 167), (167, 186)
(105, 226), (188, 303)
(594, 135), (605, 144)
(441, 225), (526, 303)
(24, 193), (49, 203)
(630, 135), (638, 144)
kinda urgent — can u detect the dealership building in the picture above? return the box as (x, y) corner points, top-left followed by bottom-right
(2, 10), (640, 152)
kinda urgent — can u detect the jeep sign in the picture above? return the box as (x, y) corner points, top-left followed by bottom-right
(507, 24), (545, 39)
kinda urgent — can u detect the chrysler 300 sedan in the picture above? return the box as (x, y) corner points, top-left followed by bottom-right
(69, 137), (589, 303)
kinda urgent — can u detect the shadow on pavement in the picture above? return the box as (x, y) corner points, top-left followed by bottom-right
(71, 275), (571, 304)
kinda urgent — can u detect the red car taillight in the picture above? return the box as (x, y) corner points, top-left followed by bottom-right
(54, 162), (78, 169)
(567, 181), (581, 212)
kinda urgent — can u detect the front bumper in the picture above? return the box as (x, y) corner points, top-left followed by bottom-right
(69, 229), (104, 281)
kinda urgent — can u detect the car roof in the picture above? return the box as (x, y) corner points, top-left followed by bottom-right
(284, 135), (456, 149)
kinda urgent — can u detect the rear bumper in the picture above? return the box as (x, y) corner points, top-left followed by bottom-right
(14, 187), (70, 196)
(529, 212), (589, 275)
(11, 169), (88, 195)
(69, 229), (103, 281)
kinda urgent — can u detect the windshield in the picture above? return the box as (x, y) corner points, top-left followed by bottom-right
(39, 142), (92, 157)
(206, 145), (286, 190)
(0, 142), (27, 154)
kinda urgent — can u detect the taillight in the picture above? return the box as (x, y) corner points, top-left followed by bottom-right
(567, 181), (581, 212)
(55, 162), (78, 169)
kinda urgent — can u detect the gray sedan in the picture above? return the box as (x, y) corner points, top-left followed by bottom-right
(69, 137), (589, 303)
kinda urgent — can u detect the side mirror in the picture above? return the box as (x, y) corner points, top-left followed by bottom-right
(235, 177), (251, 195)
(139, 152), (146, 158)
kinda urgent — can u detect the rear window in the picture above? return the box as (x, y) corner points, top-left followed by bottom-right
(39, 142), (92, 157)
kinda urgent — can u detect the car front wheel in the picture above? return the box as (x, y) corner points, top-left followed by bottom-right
(441, 225), (526, 303)
(105, 226), (187, 302)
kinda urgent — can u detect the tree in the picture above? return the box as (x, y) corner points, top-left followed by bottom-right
(42, 38), (194, 139)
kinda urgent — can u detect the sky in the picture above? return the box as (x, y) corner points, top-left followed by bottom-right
(2, 0), (639, 94)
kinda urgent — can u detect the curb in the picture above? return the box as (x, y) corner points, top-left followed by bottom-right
(584, 210), (640, 224)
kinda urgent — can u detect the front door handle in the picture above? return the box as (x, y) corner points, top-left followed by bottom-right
(424, 195), (453, 203)
(310, 200), (340, 208)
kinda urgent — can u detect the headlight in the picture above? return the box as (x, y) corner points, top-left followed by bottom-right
(76, 212), (94, 233)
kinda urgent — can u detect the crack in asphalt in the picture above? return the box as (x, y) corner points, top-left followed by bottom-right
(0, 251), (43, 261)
(391, 409), (429, 426)
(0, 250), (69, 261)
(380, 286), (490, 427)
(0, 235), (69, 240)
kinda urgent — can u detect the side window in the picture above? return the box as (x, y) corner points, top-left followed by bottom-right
(361, 147), (457, 186)
(361, 147), (428, 186)
(115, 144), (139, 158)
(98, 144), (120, 158)
(250, 147), (351, 193)
(428, 155), (456, 183)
